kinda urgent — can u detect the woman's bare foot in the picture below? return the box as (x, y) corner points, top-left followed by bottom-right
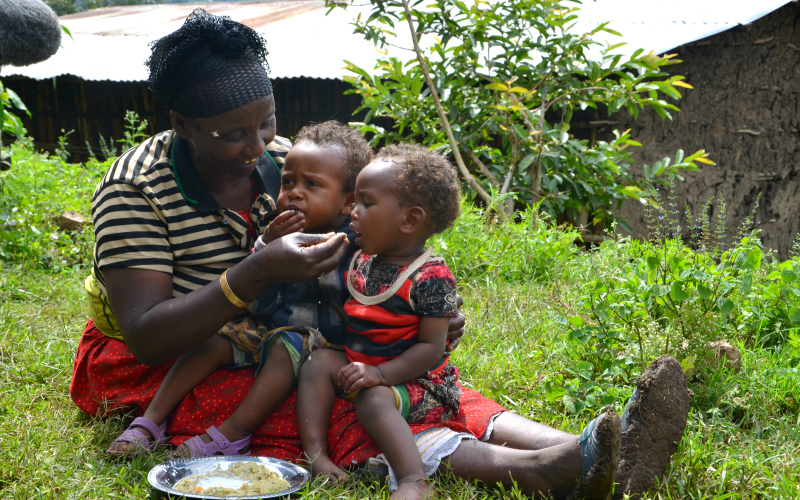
(310, 454), (348, 485)
(391, 478), (435, 500)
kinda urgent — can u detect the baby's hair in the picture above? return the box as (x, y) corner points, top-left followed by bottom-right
(295, 121), (373, 192)
(375, 143), (461, 234)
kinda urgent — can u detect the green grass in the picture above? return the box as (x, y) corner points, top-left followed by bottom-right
(1, 142), (799, 499)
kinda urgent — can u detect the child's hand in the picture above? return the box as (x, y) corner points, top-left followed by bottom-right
(338, 362), (384, 393)
(262, 210), (305, 244)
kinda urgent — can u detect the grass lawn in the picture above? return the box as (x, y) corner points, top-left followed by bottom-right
(1, 142), (799, 499)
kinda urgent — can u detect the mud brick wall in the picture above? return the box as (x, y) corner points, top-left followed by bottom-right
(614, 2), (800, 258)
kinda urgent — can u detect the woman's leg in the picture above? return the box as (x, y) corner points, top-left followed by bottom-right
(296, 348), (350, 482)
(108, 334), (234, 454)
(442, 438), (582, 499)
(356, 387), (433, 500)
(485, 412), (576, 450)
(442, 407), (621, 500)
(171, 339), (296, 457)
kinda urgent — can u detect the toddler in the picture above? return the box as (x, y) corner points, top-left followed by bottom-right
(106, 121), (371, 458)
(296, 143), (462, 500)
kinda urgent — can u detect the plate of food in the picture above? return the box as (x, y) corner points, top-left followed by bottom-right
(147, 455), (309, 499)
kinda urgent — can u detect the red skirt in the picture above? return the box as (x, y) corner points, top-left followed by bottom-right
(70, 320), (505, 466)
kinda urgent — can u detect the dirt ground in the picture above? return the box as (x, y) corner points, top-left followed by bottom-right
(612, 2), (800, 259)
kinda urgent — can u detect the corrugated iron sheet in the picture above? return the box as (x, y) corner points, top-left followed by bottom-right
(1, 0), (794, 82)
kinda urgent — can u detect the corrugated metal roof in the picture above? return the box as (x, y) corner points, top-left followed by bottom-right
(1, 0), (794, 82)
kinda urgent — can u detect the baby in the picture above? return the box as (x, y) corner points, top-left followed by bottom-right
(106, 121), (371, 457)
(296, 144), (462, 500)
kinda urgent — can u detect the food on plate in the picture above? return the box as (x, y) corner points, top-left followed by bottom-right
(173, 461), (290, 497)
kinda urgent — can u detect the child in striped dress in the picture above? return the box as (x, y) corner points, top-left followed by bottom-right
(296, 143), (462, 500)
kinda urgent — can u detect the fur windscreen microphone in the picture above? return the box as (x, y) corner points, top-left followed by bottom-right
(0, 0), (62, 67)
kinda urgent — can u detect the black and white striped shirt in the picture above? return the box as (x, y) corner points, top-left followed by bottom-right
(85, 130), (290, 340)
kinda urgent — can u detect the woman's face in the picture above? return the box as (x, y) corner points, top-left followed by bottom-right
(172, 95), (277, 178)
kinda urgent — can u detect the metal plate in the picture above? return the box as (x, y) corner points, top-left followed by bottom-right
(147, 456), (309, 499)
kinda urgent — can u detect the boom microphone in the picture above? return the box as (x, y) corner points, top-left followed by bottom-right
(0, 0), (62, 67)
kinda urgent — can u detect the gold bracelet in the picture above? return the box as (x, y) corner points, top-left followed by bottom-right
(220, 269), (251, 308)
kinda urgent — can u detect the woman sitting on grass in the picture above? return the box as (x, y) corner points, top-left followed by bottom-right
(70, 8), (691, 500)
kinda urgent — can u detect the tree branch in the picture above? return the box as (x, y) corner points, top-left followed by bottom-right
(400, 0), (493, 205)
(465, 150), (500, 187)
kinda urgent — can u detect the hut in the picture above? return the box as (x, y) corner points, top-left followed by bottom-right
(0, 2), (383, 161)
(610, 0), (800, 258)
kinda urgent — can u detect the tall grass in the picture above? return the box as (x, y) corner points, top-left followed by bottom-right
(0, 142), (798, 498)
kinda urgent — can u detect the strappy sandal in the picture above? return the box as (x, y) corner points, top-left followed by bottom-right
(173, 425), (251, 458)
(106, 416), (169, 458)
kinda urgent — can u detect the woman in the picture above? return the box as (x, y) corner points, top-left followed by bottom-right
(70, 9), (689, 500)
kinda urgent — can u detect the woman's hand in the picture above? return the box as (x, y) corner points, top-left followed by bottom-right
(104, 232), (348, 366)
(446, 294), (465, 352)
(250, 232), (349, 286)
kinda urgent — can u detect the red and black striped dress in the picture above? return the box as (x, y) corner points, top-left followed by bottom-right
(344, 250), (462, 424)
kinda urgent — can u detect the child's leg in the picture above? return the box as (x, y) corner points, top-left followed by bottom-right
(356, 387), (433, 500)
(108, 334), (234, 454)
(171, 339), (296, 457)
(296, 348), (350, 482)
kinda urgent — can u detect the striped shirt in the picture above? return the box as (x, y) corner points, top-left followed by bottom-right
(85, 130), (290, 340)
(343, 251), (458, 371)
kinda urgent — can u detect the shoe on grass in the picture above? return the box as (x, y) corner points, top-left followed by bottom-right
(614, 355), (692, 500)
(567, 405), (621, 500)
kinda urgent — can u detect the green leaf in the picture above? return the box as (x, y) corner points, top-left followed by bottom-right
(646, 255), (659, 270)
(652, 283), (670, 298)
(485, 82), (509, 91)
(747, 247), (763, 270)
(717, 298), (735, 316)
(740, 274), (752, 295)
(670, 282), (690, 301)
(517, 153), (536, 171)
(697, 284), (713, 299)
(790, 309), (800, 323)
(781, 269), (798, 283)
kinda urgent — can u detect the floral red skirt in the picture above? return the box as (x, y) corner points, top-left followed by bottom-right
(70, 320), (505, 466)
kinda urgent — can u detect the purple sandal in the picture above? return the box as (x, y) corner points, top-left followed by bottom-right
(174, 426), (252, 457)
(106, 416), (169, 458)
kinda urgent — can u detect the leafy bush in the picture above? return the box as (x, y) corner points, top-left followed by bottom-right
(0, 138), (107, 271)
(332, 0), (711, 223)
(433, 203), (580, 283)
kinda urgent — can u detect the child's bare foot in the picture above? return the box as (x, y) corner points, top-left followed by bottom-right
(391, 478), (435, 500)
(310, 455), (348, 485)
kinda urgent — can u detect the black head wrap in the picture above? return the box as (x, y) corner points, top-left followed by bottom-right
(147, 9), (274, 119)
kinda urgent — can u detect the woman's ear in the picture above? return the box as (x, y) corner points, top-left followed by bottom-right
(170, 110), (193, 140)
(340, 193), (356, 216)
(400, 206), (427, 234)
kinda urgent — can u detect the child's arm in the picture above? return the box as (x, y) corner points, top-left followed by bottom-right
(338, 316), (449, 392)
(260, 210), (305, 245)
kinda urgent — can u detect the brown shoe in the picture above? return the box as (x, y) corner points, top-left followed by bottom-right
(567, 405), (621, 500)
(614, 355), (692, 499)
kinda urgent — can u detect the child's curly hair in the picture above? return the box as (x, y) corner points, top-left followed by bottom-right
(375, 143), (461, 234)
(295, 121), (373, 192)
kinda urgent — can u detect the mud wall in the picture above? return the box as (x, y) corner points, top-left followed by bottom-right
(614, 2), (800, 259)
